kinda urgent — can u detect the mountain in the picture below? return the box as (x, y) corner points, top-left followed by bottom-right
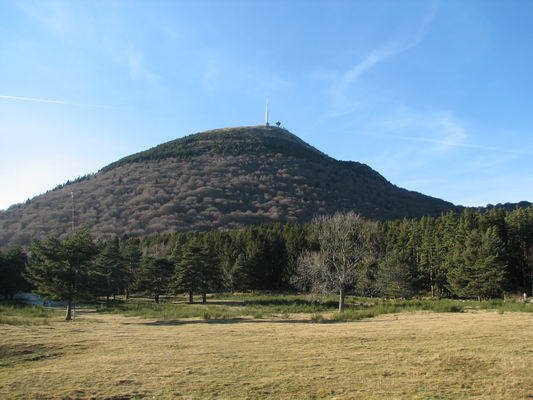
(0, 125), (457, 247)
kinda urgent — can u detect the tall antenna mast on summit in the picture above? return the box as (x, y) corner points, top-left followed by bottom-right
(265, 98), (269, 126)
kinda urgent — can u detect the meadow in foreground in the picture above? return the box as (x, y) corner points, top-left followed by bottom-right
(0, 296), (532, 399)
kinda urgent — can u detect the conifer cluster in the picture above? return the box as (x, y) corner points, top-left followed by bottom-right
(1, 207), (531, 317)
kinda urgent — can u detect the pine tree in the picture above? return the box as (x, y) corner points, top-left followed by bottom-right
(476, 227), (507, 298)
(174, 238), (203, 303)
(0, 248), (29, 300)
(26, 229), (98, 320)
(376, 251), (414, 298)
(137, 256), (173, 303)
(506, 208), (533, 294)
(447, 227), (505, 299)
(120, 239), (141, 299)
(284, 223), (312, 287)
(197, 236), (222, 303)
(231, 253), (248, 291)
(96, 237), (126, 301)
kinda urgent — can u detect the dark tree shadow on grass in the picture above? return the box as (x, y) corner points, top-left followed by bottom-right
(122, 317), (371, 326)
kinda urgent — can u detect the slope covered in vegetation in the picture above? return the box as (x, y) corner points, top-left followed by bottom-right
(102, 125), (330, 170)
(0, 126), (456, 247)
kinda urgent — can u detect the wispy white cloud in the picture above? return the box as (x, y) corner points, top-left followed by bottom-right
(336, 44), (402, 98)
(329, 3), (439, 117)
(15, 0), (73, 34)
(374, 111), (467, 153)
(127, 51), (159, 83)
(17, 2), (161, 85)
(364, 109), (532, 156)
(342, 3), (438, 86)
(356, 108), (532, 207)
(371, 131), (533, 156)
(0, 94), (116, 109)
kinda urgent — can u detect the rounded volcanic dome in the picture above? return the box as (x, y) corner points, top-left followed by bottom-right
(101, 125), (331, 172)
(0, 124), (457, 248)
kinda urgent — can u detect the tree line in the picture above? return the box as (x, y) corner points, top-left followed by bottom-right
(1, 207), (531, 318)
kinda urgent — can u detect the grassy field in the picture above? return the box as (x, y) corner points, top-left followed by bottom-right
(0, 297), (532, 399)
(95, 294), (531, 322)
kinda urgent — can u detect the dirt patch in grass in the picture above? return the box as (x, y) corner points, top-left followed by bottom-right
(62, 394), (144, 400)
(0, 343), (63, 367)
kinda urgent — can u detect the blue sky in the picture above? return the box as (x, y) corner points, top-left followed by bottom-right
(1, 0), (532, 210)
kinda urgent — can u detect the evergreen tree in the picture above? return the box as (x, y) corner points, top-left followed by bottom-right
(26, 229), (98, 320)
(241, 229), (267, 290)
(217, 233), (245, 292)
(433, 211), (458, 297)
(0, 248), (29, 299)
(376, 251), (415, 298)
(418, 217), (439, 296)
(447, 227), (505, 299)
(284, 223), (312, 287)
(174, 238), (203, 303)
(197, 235), (223, 303)
(173, 236), (222, 303)
(96, 237), (126, 301)
(120, 238), (142, 299)
(226, 253), (248, 291)
(506, 208), (533, 294)
(137, 256), (173, 303)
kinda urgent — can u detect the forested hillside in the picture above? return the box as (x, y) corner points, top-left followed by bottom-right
(4, 207), (531, 303)
(134, 206), (533, 298)
(0, 126), (455, 247)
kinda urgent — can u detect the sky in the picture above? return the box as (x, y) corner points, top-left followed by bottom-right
(1, 0), (533, 210)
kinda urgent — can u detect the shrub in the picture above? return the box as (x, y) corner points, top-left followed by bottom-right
(310, 313), (325, 323)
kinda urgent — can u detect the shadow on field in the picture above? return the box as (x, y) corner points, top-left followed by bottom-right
(127, 318), (330, 326)
(242, 298), (338, 308)
(195, 301), (246, 307)
(194, 299), (338, 308)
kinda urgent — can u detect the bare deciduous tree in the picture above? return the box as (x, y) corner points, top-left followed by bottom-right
(293, 211), (380, 312)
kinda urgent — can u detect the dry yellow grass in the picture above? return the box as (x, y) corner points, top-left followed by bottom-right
(0, 311), (532, 399)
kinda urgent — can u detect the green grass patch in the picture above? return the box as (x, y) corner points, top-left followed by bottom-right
(464, 298), (533, 313)
(97, 293), (338, 320)
(97, 301), (251, 320)
(333, 300), (464, 322)
(95, 294), (531, 322)
(0, 301), (58, 326)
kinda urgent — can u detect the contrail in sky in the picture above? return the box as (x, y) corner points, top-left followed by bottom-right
(0, 94), (115, 109)
(367, 132), (533, 156)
